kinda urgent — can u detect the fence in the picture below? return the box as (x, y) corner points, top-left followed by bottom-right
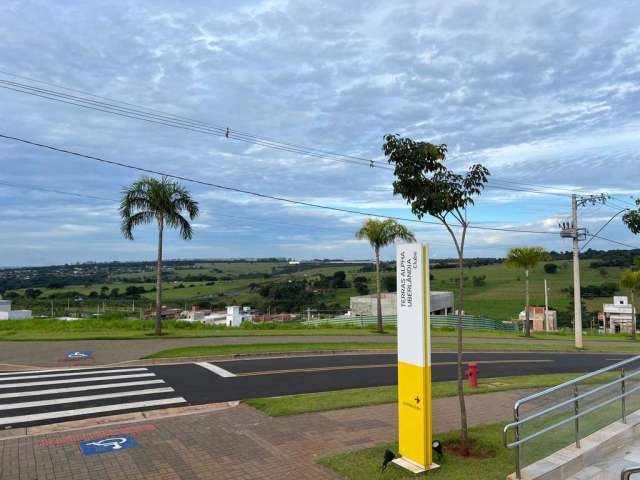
(503, 355), (640, 478)
(302, 313), (517, 332)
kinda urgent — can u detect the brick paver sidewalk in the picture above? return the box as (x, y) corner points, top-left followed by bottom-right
(0, 389), (527, 480)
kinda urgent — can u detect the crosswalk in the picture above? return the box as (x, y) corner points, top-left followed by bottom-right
(0, 366), (186, 428)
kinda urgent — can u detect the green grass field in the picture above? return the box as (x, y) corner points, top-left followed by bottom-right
(245, 373), (588, 416)
(7, 258), (627, 322)
(144, 342), (396, 358)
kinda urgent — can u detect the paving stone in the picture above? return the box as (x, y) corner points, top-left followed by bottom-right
(0, 389), (528, 479)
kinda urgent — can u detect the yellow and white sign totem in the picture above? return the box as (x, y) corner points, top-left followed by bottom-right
(393, 243), (438, 473)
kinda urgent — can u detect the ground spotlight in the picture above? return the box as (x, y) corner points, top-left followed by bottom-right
(432, 439), (444, 458)
(380, 449), (395, 472)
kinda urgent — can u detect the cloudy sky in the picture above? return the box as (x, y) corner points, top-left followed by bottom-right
(0, 0), (638, 266)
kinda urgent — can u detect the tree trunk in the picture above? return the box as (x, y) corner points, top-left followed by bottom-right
(524, 269), (531, 337)
(375, 248), (383, 334)
(155, 217), (164, 336)
(456, 227), (469, 446)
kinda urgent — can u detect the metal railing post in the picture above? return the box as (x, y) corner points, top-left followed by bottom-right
(574, 384), (581, 448)
(515, 406), (522, 479)
(622, 368), (627, 424)
(621, 465), (640, 479)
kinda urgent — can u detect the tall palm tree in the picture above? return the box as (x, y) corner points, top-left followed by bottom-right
(505, 247), (551, 337)
(620, 271), (640, 340)
(355, 219), (415, 333)
(120, 177), (199, 336)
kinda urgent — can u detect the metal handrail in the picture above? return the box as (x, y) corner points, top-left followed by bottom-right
(504, 369), (640, 435)
(503, 354), (640, 479)
(622, 466), (640, 479)
(513, 355), (640, 410)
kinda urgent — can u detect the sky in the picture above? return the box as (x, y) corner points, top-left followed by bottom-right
(0, 0), (639, 267)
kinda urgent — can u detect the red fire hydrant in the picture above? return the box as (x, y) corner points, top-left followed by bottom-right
(467, 362), (479, 388)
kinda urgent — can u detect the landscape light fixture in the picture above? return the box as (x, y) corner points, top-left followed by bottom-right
(432, 439), (444, 458)
(380, 449), (396, 472)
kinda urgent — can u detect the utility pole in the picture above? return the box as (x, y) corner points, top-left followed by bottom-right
(571, 194), (583, 348)
(560, 194), (586, 348)
(544, 279), (549, 331)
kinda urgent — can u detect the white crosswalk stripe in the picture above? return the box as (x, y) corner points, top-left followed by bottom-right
(0, 367), (148, 382)
(0, 373), (157, 389)
(0, 366), (187, 428)
(0, 379), (165, 399)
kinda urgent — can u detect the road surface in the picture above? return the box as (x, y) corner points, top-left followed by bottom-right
(0, 351), (630, 429)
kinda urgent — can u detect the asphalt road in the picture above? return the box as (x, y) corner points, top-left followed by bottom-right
(151, 351), (633, 405)
(0, 351), (631, 429)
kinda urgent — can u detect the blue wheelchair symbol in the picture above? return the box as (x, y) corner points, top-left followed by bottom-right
(80, 435), (138, 456)
(65, 351), (93, 360)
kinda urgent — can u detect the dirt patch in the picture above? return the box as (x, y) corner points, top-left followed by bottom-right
(446, 442), (497, 459)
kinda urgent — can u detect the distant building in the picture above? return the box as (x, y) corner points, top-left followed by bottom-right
(0, 295), (32, 320)
(518, 306), (557, 332)
(349, 291), (454, 317)
(598, 296), (635, 334)
(180, 305), (211, 322)
(143, 307), (182, 319)
(200, 306), (254, 327)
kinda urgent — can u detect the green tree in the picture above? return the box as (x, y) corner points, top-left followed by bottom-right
(24, 288), (42, 299)
(620, 270), (640, 340)
(623, 199), (640, 233)
(120, 176), (199, 336)
(355, 218), (415, 334)
(505, 247), (551, 337)
(383, 134), (489, 447)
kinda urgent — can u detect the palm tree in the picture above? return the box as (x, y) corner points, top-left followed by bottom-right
(120, 177), (199, 336)
(620, 271), (640, 340)
(505, 247), (551, 337)
(355, 219), (415, 333)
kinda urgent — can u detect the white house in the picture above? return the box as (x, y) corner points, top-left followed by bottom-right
(0, 295), (32, 320)
(598, 296), (636, 334)
(201, 306), (253, 327)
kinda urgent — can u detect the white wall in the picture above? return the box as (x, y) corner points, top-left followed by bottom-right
(0, 310), (32, 320)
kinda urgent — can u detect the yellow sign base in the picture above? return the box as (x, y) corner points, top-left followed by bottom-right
(392, 457), (440, 474)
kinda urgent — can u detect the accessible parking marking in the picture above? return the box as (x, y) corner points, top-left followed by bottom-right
(80, 435), (138, 455)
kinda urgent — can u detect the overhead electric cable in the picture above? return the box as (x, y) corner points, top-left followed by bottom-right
(580, 208), (630, 252)
(0, 71), (618, 200)
(0, 133), (568, 236)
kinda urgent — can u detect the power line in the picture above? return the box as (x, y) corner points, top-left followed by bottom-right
(580, 208), (629, 252)
(0, 180), (114, 202)
(0, 133), (567, 236)
(586, 233), (638, 250)
(0, 69), (379, 166)
(0, 78), (385, 170)
(0, 179), (355, 233)
(0, 71), (613, 200)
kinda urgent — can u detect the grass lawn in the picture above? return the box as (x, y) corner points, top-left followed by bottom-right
(0, 317), (391, 341)
(432, 341), (640, 353)
(320, 422), (513, 479)
(245, 373), (588, 416)
(144, 342), (397, 358)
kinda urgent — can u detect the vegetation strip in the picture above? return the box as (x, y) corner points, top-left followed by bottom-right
(245, 373), (587, 416)
(319, 423), (512, 480)
(144, 342), (396, 359)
